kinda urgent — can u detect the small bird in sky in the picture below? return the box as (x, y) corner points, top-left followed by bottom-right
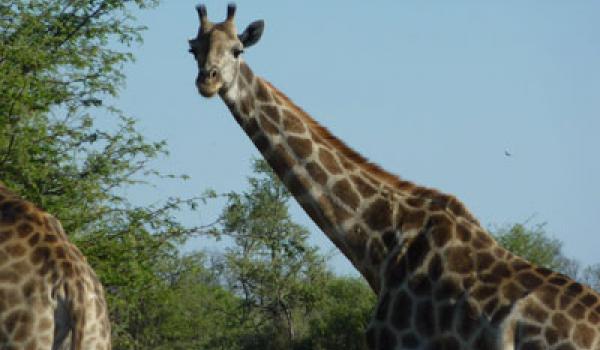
(504, 149), (512, 157)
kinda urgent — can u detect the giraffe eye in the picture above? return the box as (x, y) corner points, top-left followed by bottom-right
(232, 48), (244, 58)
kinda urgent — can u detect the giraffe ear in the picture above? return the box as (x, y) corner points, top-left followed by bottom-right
(238, 20), (264, 48)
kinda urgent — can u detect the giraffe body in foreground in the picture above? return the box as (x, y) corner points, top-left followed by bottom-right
(0, 183), (111, 350)
(188, 5), (600, 349)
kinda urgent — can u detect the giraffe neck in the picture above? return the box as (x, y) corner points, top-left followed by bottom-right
(219, 62), (478, 292)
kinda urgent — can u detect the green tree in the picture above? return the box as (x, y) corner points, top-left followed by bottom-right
(303, 276), (375, 350)
(0, 0), (167, 233)
(148, 252), (243, 350)
(492, 222), (577, 275)
(579, 264), (600, 293)
(492, 222), (600, 293)
(217, 159), (329, 350)
(0, 0), (157, 115)
(81, 199), (212, 349)
(1, 1), (214, 348)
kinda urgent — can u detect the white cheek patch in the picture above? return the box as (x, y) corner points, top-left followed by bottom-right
(225, 79), (241, 101)
(220, 62), (236, 85)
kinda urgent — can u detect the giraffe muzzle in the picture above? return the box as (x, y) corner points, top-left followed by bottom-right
(196, 67), (221, 97)
(199, 67), (218, 81)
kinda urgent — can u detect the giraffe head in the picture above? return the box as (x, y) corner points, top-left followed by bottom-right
(188, 3), (264, 97)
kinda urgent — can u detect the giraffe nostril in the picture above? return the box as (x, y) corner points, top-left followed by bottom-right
(199, 68), (218, 81)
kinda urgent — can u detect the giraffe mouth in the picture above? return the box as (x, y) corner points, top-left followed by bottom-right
(196, 71), (223, 98)
(197, 82), (221, 98)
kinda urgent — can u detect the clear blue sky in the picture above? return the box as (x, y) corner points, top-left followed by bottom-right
(114, 1), (600, 275)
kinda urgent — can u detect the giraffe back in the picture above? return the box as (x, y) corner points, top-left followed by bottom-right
(0, 184), (111, 350)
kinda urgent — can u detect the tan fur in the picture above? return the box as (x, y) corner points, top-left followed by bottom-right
(0, 183), (111, 349)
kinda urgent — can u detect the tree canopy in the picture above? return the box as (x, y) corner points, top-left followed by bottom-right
(1, 1), (207, 347)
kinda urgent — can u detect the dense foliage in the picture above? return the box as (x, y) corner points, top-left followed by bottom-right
(0, 1), (207, 347)
(213, 160), (376, 350)
(493, 222), (577, 274)
(493, 222), (600, 291)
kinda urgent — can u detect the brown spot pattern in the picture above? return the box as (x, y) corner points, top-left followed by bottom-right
(476, 252), (494, 271)
(27, 232), (40, 247)
(362, 198), (392, 231)
(401, 209), (426, 231)
(350, 175), (377, 198)
(502, 282), (524, 301)
(329, 197), (351, 222)
(369, 237), (386, 266)
(282, 109), (306, 134)
(445, 246), (473, 274)
(267, 145), (293, 177)
(252, 133), (271, 154)
(573, 323), (595, 348)
(287, 136), (312, 159)
(406, 196), (425, 208)
(240, 96), (252, 116)
(318, 148), (342, 174)
(258, 112), (278, 135)
(472, 230), (494, 249)
(305, 162), (327, 186)
(407, 233), (430, 272)
(455, 223), (471, 242)
(16, 223), (33, 237)
(261, 105), (280, 123)
(244, 118), (260, 137)
(286, 173), (310, 198)
(332, 179), (360, 210)
(517, 271), (544, 290)
(347, 225), (368, 261)
(240, 62), (253, 84)
(430, 225), (452, 248)
(523, 302), (549, 323)
(255, 80), (271, 102)
(6, 243), (26, 257)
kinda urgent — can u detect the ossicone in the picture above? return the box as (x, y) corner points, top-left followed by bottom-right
(226, 3), (236, 21)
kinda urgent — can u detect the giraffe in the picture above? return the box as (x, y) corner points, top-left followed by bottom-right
(0, 182), (111, 350)
(188, 4), (600, 349)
